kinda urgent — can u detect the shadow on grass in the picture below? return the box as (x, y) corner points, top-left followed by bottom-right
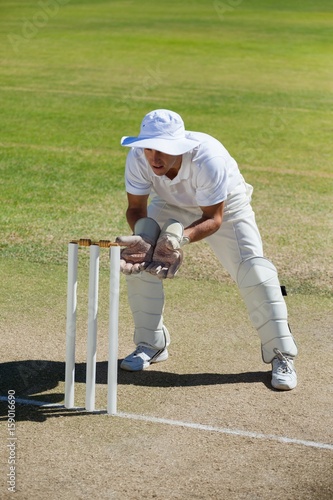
(0, 360), (271, 422)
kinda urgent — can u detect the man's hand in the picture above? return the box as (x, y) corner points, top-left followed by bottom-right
(116, 235), (154, 274)
(116, 217), (160, 275)
(146, 219), (184, 279)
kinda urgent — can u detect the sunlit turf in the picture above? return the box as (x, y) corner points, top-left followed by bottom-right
(0, 0), (332, 297)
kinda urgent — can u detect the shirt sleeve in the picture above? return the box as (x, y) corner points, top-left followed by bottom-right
(125, 149), (152, 195)
(195, 156), (229, 206)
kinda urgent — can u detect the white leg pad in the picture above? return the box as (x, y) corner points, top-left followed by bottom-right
(237, 257), (297, 363)
(126, 272), (170, 350)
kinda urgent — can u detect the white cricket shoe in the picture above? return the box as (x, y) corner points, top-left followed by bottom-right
(120, 344), (168, 371)
(271, 349), (297, 390)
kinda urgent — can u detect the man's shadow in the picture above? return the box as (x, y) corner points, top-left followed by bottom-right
(0, 360), (271, 422)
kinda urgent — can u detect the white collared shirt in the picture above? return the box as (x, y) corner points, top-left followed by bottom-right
(124, 131), (242, 209)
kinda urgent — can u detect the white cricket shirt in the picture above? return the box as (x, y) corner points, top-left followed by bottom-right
(124, 131), (243, 209)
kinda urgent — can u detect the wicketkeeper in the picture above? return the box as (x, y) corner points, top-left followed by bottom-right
(116, 109), (298, 390)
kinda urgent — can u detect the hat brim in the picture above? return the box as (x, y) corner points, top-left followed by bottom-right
(121, 135), (200, 155)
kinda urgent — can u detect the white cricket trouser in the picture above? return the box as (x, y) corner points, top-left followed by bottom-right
(126, 179), (297, 362)
(148, 179), (263, 280)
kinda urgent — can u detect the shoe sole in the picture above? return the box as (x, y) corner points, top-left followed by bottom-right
(120, 350), (168, 372)
(271, 380), (297, 391)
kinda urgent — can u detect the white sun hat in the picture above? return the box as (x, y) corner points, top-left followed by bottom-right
(120, 109), (201, 155)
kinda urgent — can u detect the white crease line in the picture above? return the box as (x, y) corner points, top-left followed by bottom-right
(116, 412), (333, 451)
(1, 396), (332, 451)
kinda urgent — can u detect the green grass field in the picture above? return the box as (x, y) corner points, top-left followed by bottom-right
(0, 0), (332, 377)
(1, 1), (332, 292)
(0, 2), (332, 497)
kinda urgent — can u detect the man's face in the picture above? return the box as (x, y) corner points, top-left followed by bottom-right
(144, 149), (182, 178)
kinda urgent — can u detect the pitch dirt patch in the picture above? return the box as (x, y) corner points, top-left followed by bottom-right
(1, 262), (332, 499)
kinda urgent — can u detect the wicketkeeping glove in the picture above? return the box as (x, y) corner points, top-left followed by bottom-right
(116, 217), (160, 274)
(145, 219), (186, 279)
